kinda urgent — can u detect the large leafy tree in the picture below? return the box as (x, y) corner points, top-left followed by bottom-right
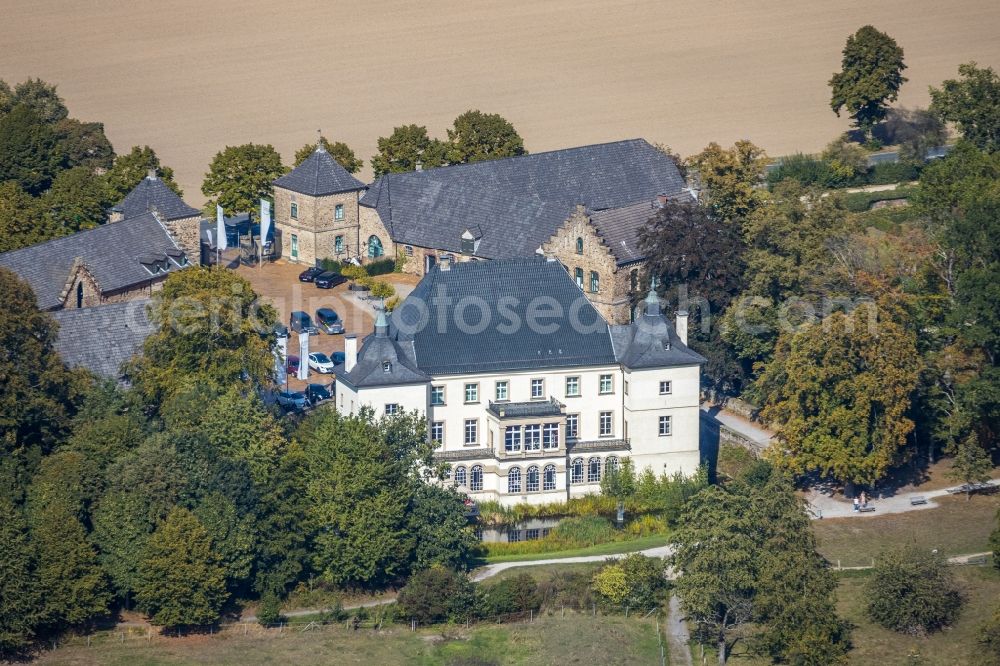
(54, 119), (114, 171)
(293, 136), (362, 173)
(9, 78), (68, 125)
(756, 309), (921, 486)
(299, 408), (436, 588)
(128, 268), (276, 405)
(0, 497), (43, 659)
(104, 145), (181, 201)
(135, 507), (228, 628)
(407, 484), (479, 572)
(865, 546), (963, 635)
(686, 140), (768, 223)
(0, 104), (64, 195)
(0, 182), (62, 252)
(446, 110), (526, 164)
(930, 62), (1000, 153)
(43, 166), (111, 232)
(370, 124), (449, 177)
(202, 143), (286, 218)
(829, 26), (907, 138)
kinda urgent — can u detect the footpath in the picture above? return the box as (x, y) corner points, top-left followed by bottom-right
(806, 479), (1000, 519)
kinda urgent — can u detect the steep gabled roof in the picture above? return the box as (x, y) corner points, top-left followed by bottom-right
(111, 175), (201, 221)
(390, 256), (618, 375)
(0, 213), (187, 310)
(589, 200), (661, 265)
(273, 145), (365, 196)
(51, 300), (154, 378)
(360, 139), (687, 258)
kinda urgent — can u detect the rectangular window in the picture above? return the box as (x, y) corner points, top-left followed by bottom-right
(543, 423), (560, 449)
(334, 235), (344, 254)
(334, 203), (344, 221)
(575, 267), (583, 288)
(566, 414), (579, 440)
(505, 426), (522, 452)
(290, 202), (298, 219)
(464, 419), (478, 445)
(430, 385), (445, 406)
(525, 528), (540, 540)
(405, 245), (414, 256)
(659, 380), (672, 395)
(385, 403), (399, 415)
(530, 378), (544, 399)
(599, 411), (613, 437)
(526, 473), (539, 493)
(659, 415), (672, 436)
(565, 376), (580, 397)
(590, 271), (600, 293)
(624, 380), (629, 396)
(507, 530), (522, 543)
(524, 424), (541, 451)
(431, 421), (444, 443)
(495, 381), (508, 401)
(599, 374), (613, 394)
(464, 383), (479, 404)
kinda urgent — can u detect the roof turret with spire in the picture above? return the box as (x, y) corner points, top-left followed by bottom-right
(273, 138), (365, 196)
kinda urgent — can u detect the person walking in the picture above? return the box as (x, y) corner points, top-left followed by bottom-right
(853, 497), (860, 512)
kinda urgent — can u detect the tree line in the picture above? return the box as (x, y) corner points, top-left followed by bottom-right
(0, 267), (478, 657)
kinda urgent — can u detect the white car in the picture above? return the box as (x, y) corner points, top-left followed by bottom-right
(308, 352), (335, 374)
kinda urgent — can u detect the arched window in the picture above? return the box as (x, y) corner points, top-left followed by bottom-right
(571, 458), (584, 484)
(605, 456), (620, 476)
(508, 467), (522, 494)
(588, 457), (601, 483)
(455, 465), (467, 488)
(470, 465), (483, 491)
(526, 466), (540, 492)
(367, 235), (384, 258)
(543, 464), (557, 491)
(575, 237), (584, 255)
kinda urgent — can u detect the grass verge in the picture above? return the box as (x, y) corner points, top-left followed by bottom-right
(483, 533), (668, 564)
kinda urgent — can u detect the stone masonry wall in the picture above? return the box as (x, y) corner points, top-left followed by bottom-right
(164, 214), (203, 263)
(274, 187), (362, 265)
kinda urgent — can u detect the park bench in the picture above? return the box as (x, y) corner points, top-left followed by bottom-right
(909, 496), (928, 506)
(858, 505), (876, 513)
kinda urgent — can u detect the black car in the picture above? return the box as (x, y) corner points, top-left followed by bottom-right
(290, 310), (319, 335)
(315, 271), (347, 289)
(298, 266), (323, 282)
(305, 383), (333, 405)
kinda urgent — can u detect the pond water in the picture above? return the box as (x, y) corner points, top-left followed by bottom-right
(477, 517), (563, 543)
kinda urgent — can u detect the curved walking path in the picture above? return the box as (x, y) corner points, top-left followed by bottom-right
(666, 594), (693, 666)
(806, 479), (1000, 520)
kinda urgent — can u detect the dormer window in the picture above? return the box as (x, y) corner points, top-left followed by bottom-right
(383, 361), (392, 373)
(663, 340), (671, 351)
(165, 248), (187, 267)
(139, 253), (168, 275)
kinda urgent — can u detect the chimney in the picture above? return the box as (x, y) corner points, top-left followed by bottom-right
(344, 335), (358, 372)
(676, 310), (688, 346)
(146, 169), (157, 180)
(655, 193), (669, 208)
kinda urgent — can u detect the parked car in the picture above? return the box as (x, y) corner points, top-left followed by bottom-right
(315, 271), (347, 289)
(315, 307), (344, 334)
(305, 383), (333, 405)
(299, 266), (323, 282)
(285, 354), (300, 374)
(290, 311), (318, 335)
(308, 352), (335, 374)
(332, 351), (346, 365)
(276, 390), (308, 411)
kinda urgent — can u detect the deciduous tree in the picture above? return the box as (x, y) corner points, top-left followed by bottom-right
(0, 497), (43, 659)
(10, 78), (68, 124)
(55, 119), (114, 170)
(930, 62), (1000, 153)
(43, 166), (111, 232)
(135, 507), (228, 628)
(293, 136), (362, 173)
(202, 143), (286, 218)
(446, 110), (526, 164)
(0, 182), (62, 252)
(686, 140), (768, 223)
(370, 124), (449, 177)
(947, 433), (993, 499)
(866, 546), (963, 635)
(829, 26), (907, 138)
(103, 145), (181, 201)
(0, 104), (63, 194)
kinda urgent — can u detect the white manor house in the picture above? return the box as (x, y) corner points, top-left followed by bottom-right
(334, 256), (704, 506)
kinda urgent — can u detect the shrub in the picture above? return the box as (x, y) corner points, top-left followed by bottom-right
(356, 275), (374, 290)
(716, 443), (757, 480)
(366, 258), (396, 276)
(256, 591), (282, 626)
(318, 258), (344, 273)
(370, 280), (395, 300)
(867, 160), (920, 185)
(384, 296), (402, 312)
(537, 570), (594, 609)
(477, 573), (541, 618)
(977, 604), (1000, 660)
(767, 153), (834, 187)
(592, 554), (668, 610)
(340, 264), (368, 281)
(865, 547), (964, 635)
(398, 565), (476, 624)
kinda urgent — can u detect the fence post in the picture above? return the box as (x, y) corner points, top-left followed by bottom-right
(120, 632), (124, 644)
(530, 609), (533, 623)
(625, 606), (629, 618)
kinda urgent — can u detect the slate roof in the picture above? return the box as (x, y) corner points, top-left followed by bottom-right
(589, 200), (661, 265)
(111, 175), (201, 221)
(51, 300), (154, 378)
(0, 213), (188, 310)
(610, 292), (706, 369)
(390, 257), (618, 375)
(360, 139), (687, 259)
(337, 313), (430, 389)
(273, 145), (365, 196)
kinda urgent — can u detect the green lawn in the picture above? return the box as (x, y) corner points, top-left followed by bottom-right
(39, 614), (663, 666)
(813, 493), (1000, 568)
(483, 533), (668, 564)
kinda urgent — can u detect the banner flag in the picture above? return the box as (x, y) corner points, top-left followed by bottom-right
(216, 205), (227, 251)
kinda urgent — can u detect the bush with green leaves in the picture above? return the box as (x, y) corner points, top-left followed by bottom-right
(477, 573), (541, 618)
(591, 554), (667, 610)
(256, 591), (282, 626)
(397, 565), (476, 624)
(866, 547), (964, 635)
